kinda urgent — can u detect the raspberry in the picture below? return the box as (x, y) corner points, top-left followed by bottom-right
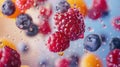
(39, 6), (52, 19)
(54, 8), (85, 41)
(47, 32), (70, 52)
(0, 46), (21, 67)
(83, 34), (102, 52)
(88, 8), (102, 20)
(56, 0), (70, 13)
(55, 58), (70, 67)
(1, 0), (15, 16)
(39, 20), (51, 35)
(112, 16), (120, 30)
(92, 0), (108, 12)
(109, 38), (120, 50)
(16, 13), (32, 30)
(16, 0), (34, 10)
(106, 49), (120, 67)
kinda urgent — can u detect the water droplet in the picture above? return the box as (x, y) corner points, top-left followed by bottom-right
(102, 24), (107, 29)
(98, 19), (103, 24)
(87, 27), (94, 32)
(6, 34), (11, 38)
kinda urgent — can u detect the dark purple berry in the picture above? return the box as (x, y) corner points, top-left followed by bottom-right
(100, 34), (107, 43)
(16, 13), (32, 30)
(56, 0), (70, 13)
(1, 0), (15, 16)
(26, 24), (38, 36)
(110, 37), (120, 50)
(84, 34), (102, 52)
(70, 54), (79, 67)
(102, 11), (109, 17)
(39, 60), (49, 67)
(17, 42), (29, 53)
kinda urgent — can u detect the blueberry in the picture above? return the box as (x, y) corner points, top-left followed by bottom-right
(102, 11), (109, 17)
(110, 37), (120, 50)
(56, 0), (70, 13)
(2, 0), (15, 16)
(17, 42), (29, 53)
(84, 34), (102, 52)
(16, 13), (32, 30)
(100, 34), (107, 43)
(39, 60), (49, 67)
(26, 24), (38, 36)
(69, 54), (79, 67)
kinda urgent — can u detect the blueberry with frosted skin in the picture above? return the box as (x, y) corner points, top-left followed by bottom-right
(39, 60), (50, 67)
(109, 37), (120, 50)
(69, 54), (79, 67)
(56, 0), (70, 13)
(83, 34), (102, 52)
(2, 0), (15, 16)
(16, 13), (32, 30)
(26, 24), (38, 36)
(17, 42), (29, 53)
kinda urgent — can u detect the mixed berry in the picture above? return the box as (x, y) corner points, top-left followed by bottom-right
(16, 13), (32, 30)
(106, 49), (120, 67)
(0, 0), (120, 67)
(88, 0), (108, 20)
(56, 0), (70, 13)
(83, 34), (102, 52)
(54, 8), (85, 41)
(47, 32), (70, 52)
(112, 16), (120, 30)
(1, 0), (15, 16)
(109, 37), (120, 50)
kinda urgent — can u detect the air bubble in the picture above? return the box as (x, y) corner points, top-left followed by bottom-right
(102, 24), (107, 29)
(87, 27), (94, 32)
(6, 34), (11, 38)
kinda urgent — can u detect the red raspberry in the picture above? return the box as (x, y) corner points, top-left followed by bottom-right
(39, 6), (52, 19)
(55, 58), (70, 67)
(0, 46), (21, 67)
(54, 8), (85, 41)
(106, 49), (120, 67)
(39, 20), (51, 35)
(112, 16), (120, 30)
(92, 0), (108, 12)
(16, 0), (34, 10)
(88, 8), (102, 20)
(47, 32), (70, 52)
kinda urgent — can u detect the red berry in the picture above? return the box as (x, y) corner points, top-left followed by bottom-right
(0, 46), (21, 67)
(92, 0), (108, 12)
(47, 32), (70, 52)
(39, 6), (52, 19)
(55, 58), (70, 67)
(106, 49), (120, 67)
(112, 16), (120, 30)
(54, 8), (85, 41)
(39, 20), (51, 35)
(88, 8), (102, 20)
(16, 0), (34, 10)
